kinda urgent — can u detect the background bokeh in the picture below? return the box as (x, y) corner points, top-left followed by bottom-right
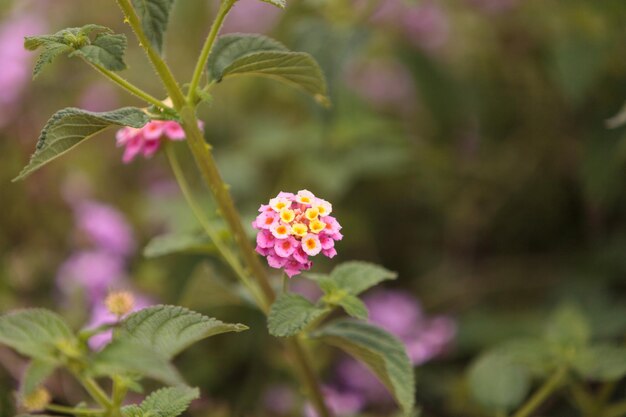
(1, 0), (626, 416)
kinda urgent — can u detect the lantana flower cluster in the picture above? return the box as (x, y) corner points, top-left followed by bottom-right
(253, 190), (342, 277)
(116, 120), (203, 163)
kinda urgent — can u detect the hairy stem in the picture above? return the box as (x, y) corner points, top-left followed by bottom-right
(511, 367), (568, 417)
(76, 375), (112, 410)
(115, 0), (186, 108)
(112, 1), (332, 415)
(164, 143), (266, 309)
(84, 60), (167, 109)
(46, 404), (106, 416)
(187, 0), (235, 104)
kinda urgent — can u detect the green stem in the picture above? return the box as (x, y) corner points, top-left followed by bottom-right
(164, 143), (267, 310)
(84, 60), (167, 109)
(115, 0), (186, 109)
(112, 2), (332, 415)
(187, 0), (235, 104)
(510, 367), (568, 417)
(178, 106), (276, 306)
(47, 404), (106, 416)
(287, 337), (332, 417)
(77, 375), (112, 410)
(604, 402), (626, 417)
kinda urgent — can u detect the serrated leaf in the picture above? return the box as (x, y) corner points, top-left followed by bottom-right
(207, 34), (328, 105)
(313, 320), (415, 414)
(207, 34), (287, 80)
(573, 345), (626, 381)
(143, 231), (216, 258)
(91, 340), (184, 386)
(338, 294), (368, 320)
(70, 32), (127, 71)
(268, 293), (327, 337)
(21, 360), (58, 395)
(0, 309), (74, 361)
(132, 0), (176, 53)
(142, 386), (199, 417)
(25, 25), (127, 77)
(544, 304), (590, 348)
(117, 305), (248, 358)
(310, 261), (397, 296)
(258, 0), (286, 8)
(121, 405), (144, 417)
(14, 107), (149, 181)
(468, 351), (530, 412)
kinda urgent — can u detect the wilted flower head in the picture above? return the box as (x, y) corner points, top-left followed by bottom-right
(253, 190), (342, 277)
(86, 293), (152, 350)
(116, 120), (203, 163)
(105, 291), (135, 317)
(20, 387), (51, 412)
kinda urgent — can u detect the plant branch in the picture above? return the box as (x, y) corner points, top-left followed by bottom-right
(511, 367), (568, 417)
(287, 337), (332, 417)
(84, 60), (167, 109)
(115, 0), (186, 109)
(187, 0), (235, 104)
(46, 404), (106, 416)
(164, 143), (267, 309)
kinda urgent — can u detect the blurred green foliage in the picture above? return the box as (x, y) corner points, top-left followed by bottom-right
(1, 0), (626, 416)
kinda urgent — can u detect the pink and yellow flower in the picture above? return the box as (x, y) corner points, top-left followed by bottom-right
(253, 190), (342, 277)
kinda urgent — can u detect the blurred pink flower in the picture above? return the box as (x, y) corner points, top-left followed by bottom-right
(403, 2), (450, 52)
(74, 201), (136, 257)
(345, 59), (416, 110)
(465, 0), (520, 14)
(0, 12), (45, 127)
(56, 251), (126, 300)
(218, 0), (282, 34)
(262, 385), (296, 415)
(304, 386), (364, 417)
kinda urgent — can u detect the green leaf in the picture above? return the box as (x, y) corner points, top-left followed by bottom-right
(131, 0), (176, 53)
(544, 304), (590, 348)
(69, 32), (127, 71)
(179, 263), (247, 309)
(143, 231), (216, 258)
(0, 309), (75, 361)
(310, 261), (398, 296)
(14, 107), (149, 181)
(313, 320), (415, 414)
(91, 340), (184, 386)
(142, 386), (199, 417)
(337, 294), (368, 320)
(573, 345), (626, 381)
(258, 0), (286, 8)
(492, 338), (554, 376)
(117, 305), (248, 359)
(468, 351), (531, 412)
(25, 25), (127, 77)
(207, 34), (329, 105)
(267, 293), (327, 337)
(21, 360), (58, 395)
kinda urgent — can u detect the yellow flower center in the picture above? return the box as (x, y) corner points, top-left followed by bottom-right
(292, 223), (308, 237)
